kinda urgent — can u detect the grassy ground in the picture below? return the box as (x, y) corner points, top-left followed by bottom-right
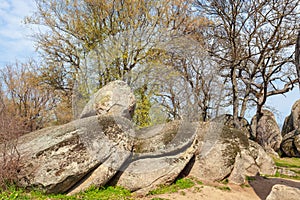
(270, 156), (300, 180)
(0, 185), (132, 200)
(1, 157), (299, 200)
(0, 178), (196, 200)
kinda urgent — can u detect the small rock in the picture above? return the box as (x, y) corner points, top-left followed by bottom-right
(266, 184), (300, 200)
(277, 168), (297, 177)
(80, 80), (136, 120)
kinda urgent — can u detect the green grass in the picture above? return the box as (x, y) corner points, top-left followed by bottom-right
(245, 176), (256, 181)
(0, 185), (132, 200)
(220, 179), (229, 185)
(76, 186), (131, 200)
(273, 157), (300, 168)
(271, 170), (300, 181)
(216, 186), (231, 191)
(148, 178), (195, 195)
(269, 156), (300, 181)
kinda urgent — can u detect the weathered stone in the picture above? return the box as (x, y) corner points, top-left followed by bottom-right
(115, 121), (207, 195)
(189, 123), (249, 182)
(212, 114), (252, 138)
(251, 110), (282, 153)
(80, 80), (136, 120)
(282, 99), (300, 137)
(247, 141), (276, 176)
(266, 184), (300, 200)
(228, 140), (276, 184)
(17, 115), (135, 194)
(281, 129), (300, 157)
(134, 120), (192, 153)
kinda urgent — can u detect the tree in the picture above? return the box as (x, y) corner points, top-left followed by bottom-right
(157, 35), (225, 121)
(26, 0), (196, 123)
(0, 61), (57, 132)
(196, 0), (300, 127)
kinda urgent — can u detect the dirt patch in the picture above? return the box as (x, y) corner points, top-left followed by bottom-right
(139, 176), (300, 200)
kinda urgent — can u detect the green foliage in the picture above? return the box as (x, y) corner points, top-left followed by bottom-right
(148, 178), (195, 195)
(133, 85), (152, 128)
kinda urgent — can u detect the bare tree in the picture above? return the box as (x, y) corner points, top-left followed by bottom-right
(0, 61), (57, 131)
(196, 0), (300, 128)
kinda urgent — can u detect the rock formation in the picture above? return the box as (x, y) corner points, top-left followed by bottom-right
(281, 100), (300, 157)
(281, 130), (300, 157)
(10, 80), (277, 195)
(251, 110), (282, 155)
(80, 80), (136, 119)
(282, 99), (300, 137)
(189, 123), (275, 185)
(17, 115), (135, 194)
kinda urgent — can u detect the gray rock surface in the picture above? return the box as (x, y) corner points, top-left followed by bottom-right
(212, 114), (252, 138)
(229, 140), (276, 184)
(80, 80), (136, 120)
(116, 121), (207, 195)
(281, 100), (300, 157)
(189, 122), (276, 184)
(17, 115), (135, 194)
(190, 123), (247, 181)
(281, 129), (300, 157)
(266, 184), (300, 200)
(282, 99), (300, 137)
(251, 110), (282, 153)
(12, 80), (278, 195)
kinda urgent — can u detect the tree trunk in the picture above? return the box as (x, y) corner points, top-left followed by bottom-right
(296, 31), (300, 86)
(231, 67), (240, 128)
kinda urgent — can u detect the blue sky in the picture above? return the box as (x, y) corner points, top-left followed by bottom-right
(0, 0), (36, 66)
(0, 0), (299, 126)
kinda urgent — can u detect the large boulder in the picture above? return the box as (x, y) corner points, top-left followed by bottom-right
(80, 80), (136, 120)
(266, 184), (300, 200)
(280, 99), (300, 157)
(115, 121), (206, 195)
(16, 115), (135, 194)
(189, 122), (276, 184)
(189, 123), (246, 181)
(251, 110), (282, 154)
(281, 129), (300, 157)
(282, 99), (300, 137)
